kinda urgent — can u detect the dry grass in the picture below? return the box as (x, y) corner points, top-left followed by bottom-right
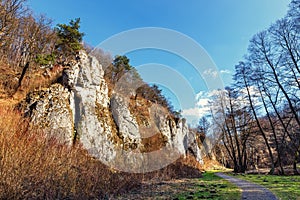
(139, 155), (203, 183)
(0, 62), (63, 101)
(202, 156), (225, 171)
(129, 95), (151, 126)
(0, 105), (204, 199)
(0, 61), (18, 98)
(0, 105), (142, 199)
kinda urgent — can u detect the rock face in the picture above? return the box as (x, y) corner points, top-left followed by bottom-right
(186, 131), (203, 164)
(22, 84), (74, 144)
(63, 52), (116, 163)
(22, 51), (203, 172)
(110, 94), (141, 148)
(151, 109), (203, 164)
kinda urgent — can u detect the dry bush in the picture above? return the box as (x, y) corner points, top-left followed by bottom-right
(13, 66), (64, 100)
(0, 61), (64, 100)
(140, 132), (168, 152)
(141, 155), (203, 182)
(129, 95), (151, 126)
(0, 105), (142, 199)
(202, 156), (224, 170)
(177, 154), (204, 172)
(168, 155), (203, 178)
(0, 61), (18, 97)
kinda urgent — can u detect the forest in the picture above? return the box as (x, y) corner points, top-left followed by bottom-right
(206, 0), (300, 174)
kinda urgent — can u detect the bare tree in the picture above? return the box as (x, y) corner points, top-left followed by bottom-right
(0, 0), (27, 63)
(210, 88), (253, 173)
(198, 116), (210, 136)
(233, 61), (276, 174)
(14, 14), (56, 90)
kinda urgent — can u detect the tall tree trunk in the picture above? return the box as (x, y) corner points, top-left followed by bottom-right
(242, 73), (275, 174)
(294, 148), (300, 175)
(258, 83), (284, 174)
(264, 54), (300, 128)
(16, 61), (30, 92)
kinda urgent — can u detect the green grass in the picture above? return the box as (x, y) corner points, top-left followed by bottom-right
(232, 174), (300, 200)
(176, 171), (241, 200)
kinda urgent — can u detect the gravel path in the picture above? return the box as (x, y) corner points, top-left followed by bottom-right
(216, 173), (278, 200)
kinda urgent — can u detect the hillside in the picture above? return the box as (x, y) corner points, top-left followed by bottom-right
(0, 16), (206, 198)
(0, 1), (209, 197)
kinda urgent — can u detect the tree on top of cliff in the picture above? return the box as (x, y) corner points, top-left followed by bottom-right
(55, 18), (84, 57)
(105, 55), (141, 85)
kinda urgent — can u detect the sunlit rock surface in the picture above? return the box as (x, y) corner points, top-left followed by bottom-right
(22, 51), (204, 171)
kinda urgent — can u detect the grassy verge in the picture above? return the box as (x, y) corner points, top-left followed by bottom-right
(176, 171), (241, 200)
(232, 173), (300, 200)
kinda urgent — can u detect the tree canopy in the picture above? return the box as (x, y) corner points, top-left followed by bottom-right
(55, 18), (84, 56)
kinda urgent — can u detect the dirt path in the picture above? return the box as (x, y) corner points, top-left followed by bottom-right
(216, 173), (278, 200)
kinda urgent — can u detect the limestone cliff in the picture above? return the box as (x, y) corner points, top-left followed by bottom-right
(21, 51), (203, 172)
(22, 84), (74, 144)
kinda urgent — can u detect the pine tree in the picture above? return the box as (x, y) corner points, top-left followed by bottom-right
(55, 18), (84, 56)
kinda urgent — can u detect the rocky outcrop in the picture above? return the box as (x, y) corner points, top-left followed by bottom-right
(110, 94), (140, 149)
(152, 110), (203, 164)
(22, 51), (203, 172)
(63, 52), (116, 163)
(186, 131), (203, 164)
(22, 84), (74, 144)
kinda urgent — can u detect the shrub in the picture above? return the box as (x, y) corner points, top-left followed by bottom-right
(0, 105), (142, 199)
(34, 53), (56, 66)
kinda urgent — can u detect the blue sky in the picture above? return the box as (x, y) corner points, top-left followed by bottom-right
(28, 0), (290, 126)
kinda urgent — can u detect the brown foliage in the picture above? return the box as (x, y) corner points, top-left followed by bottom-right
(0, 59), (64, 100)
(141, 132), (168, 152)
(0, 105), (142, 199)
(0, 104), (203, 199)
(141, 155), (203, 181)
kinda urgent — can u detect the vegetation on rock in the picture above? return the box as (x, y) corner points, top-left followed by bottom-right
(55, 18), (84, 57)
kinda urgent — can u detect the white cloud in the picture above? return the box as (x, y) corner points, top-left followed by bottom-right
(196, 98), (209, 107)
(237, 86), (262, 107)
(182, 107), (209, 117)
(182, 91), (213, 126)
(203, 69), (231, 79)
(220, 69), (231, 74)
(203, 69), (218, 78)
(195, 91), (205, 99)
(239, 85), (258, 96)
(182, 89), (230, 127)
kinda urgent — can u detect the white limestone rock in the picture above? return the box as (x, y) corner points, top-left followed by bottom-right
(110, 94), (141, 146)
(68, 51), (115, 162)
(23, 84), (74, 144)
(22, 50), (204, 170)
(151, 106), (203, 164)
